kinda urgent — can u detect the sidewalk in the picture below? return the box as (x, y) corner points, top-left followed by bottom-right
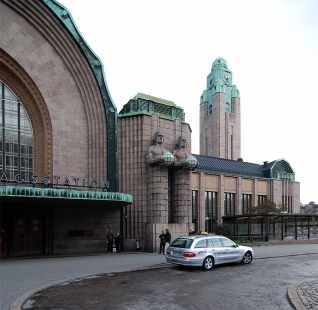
(288, 281), (318, 310)
(1, 242), (317, 310)
(1, 252), (167, 310)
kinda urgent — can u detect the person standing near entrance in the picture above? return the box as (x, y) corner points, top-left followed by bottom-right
(158, 230), (165, 254)
(106, 229), (114, 253)
(164, 228), (171, 255)
(114, 232), (121, 253)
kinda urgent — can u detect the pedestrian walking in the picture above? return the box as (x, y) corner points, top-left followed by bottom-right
(164, 228), (171, 255)
(106, 229), (114, 253)
(114, 232), (121, 253)
(158, 230), (165, 254)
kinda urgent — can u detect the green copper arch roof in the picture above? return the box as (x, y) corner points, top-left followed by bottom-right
(265, 159), (295, 181)
(43, 0), (118, 191)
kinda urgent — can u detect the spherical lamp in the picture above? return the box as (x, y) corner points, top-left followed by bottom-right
(162, 152), (175, 166)
(186, 155), (198, 170)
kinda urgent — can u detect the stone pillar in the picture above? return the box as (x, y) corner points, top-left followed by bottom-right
(148, 165), (169, 224)
(172, 169), (191, 224)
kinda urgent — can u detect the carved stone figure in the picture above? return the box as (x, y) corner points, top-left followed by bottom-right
(173, 136), (190, 168)
(147, 131), (171, 165)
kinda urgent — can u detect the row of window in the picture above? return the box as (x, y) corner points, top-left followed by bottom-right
(192, 191), (267, 218)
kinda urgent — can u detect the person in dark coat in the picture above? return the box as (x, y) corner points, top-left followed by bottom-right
(164, 228), (171, 255)
(106, 229), (114, 253)
(114, 232), (121, 253)
(158, 230), (165, 254)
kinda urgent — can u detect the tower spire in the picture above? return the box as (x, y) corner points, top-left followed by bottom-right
(200, 58), (241, 160)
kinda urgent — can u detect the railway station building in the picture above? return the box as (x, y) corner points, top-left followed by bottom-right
(0, 0), (300, 256)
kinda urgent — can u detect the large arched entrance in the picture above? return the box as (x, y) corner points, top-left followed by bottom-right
(1, 49), (52, 257)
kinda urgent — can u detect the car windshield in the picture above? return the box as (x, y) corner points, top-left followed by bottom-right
(170, 238), (193, 249)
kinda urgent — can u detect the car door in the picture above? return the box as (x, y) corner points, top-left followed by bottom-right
(220, 237), (242, 263)
(194, 239), (208, 263)
(208, 237), (224, 264)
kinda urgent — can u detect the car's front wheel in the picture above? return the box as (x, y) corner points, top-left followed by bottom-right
(241, 251), (253, 264)
(203, 256), (214, 270)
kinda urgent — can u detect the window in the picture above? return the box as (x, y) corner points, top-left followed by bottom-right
(170, 238), (193, 249)
(211, 238), (222, 247)
(208, 104), (212, 115)
(205, 191), (217, 219)
(0, 81), (33, 182)
(207, 239), (214, 248)
(220, 238), (236, 247)
(192, 190), (198, 220)
(282, 195), (292, 213)
(242, 194), (252, 214)
(194, 240), (207, 248)
(258, 195), (267, 205)
(224, 193), (235, 215)
(226, 102), (232, 113)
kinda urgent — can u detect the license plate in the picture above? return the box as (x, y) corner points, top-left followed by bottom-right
(173, 251), (183, 257)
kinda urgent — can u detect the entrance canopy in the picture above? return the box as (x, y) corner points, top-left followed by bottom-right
(0, 186), (133, 208)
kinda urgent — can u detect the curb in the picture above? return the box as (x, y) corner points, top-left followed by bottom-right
(288, 281), (308, 310)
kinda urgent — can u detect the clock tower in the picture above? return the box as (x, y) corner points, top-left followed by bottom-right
(200, 58), (241, 160)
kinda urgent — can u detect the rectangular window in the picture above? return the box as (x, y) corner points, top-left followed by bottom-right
(282, 195), (292, 213)
(192, 190), (198, 220)
(224, 193), (235, 216)
(258, 195), (267, 205)
(242, 194), (252, 214)
(205, 191), (217, 219)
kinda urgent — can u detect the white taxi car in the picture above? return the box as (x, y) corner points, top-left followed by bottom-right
(166, 234), (254, 270)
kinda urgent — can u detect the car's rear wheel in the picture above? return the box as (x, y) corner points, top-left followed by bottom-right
(242, 251), (253, 264)
(203, 256), (214, 270)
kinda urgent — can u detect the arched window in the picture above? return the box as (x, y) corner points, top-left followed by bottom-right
(0, 81), (33, 182)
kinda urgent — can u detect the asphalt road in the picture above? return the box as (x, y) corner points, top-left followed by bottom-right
(1, 242), (317, 310)
(22, 252), (318, 309)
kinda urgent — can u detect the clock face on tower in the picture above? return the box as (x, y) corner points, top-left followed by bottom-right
(223, 71), (232, 85)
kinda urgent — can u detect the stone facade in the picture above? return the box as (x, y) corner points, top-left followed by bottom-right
(0, 0), (108, 182)
(0, 0), (129, 257)
(118, 113), (194, 251)
(191, 172), (300, 233)
(0, 1), (301, 257)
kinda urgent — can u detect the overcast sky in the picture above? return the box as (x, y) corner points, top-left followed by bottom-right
(60, 0), (318, 205)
